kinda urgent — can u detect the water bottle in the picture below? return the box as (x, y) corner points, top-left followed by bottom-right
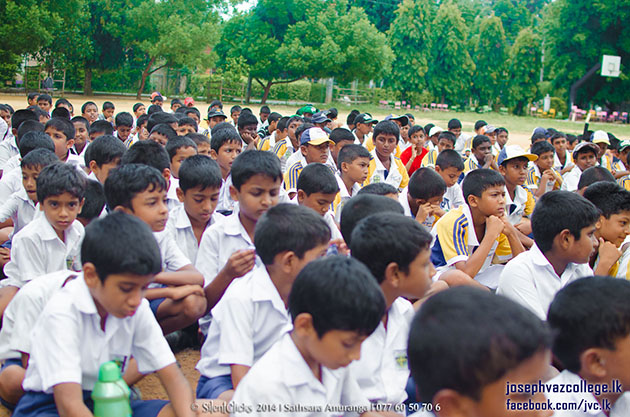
(91, 361), (132, 417)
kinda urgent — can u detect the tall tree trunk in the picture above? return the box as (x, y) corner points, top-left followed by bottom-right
(245, 74), (253, 104)
(261, 81), (273, 104)
(84, 68), (93, 96)
(137, 57), (156, 99)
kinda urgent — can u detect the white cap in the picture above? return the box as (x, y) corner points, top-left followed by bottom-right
(497, 145), (538, 165)
(429, 126), (444, 137)
(591, 130), (610, 144)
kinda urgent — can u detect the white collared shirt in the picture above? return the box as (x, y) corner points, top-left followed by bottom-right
(553, 149), (574, 171)
(232, 333), (370, 417)
(153, 229), (192, 272)
(0, 188), (38, 235)
(0, 135), (18, 170)
(167, 177), (182, 212)
(505, 185), (534, 225)
(0, 270), (76, 362)
(3, 215), (83, 288)
(545, 370), (630, 417)
(216, 175), (237, 213)
(22, 274), (175, 394)
(196, 265), (292, 378)
(454, 133), (472, 155)
(349, 298), (414, 404)
(0, 165), (23, 202)
(333, 174), (361, 223)
(497, 243), (593, 320)
(2, 154), (20, 173)
(441, 183), (465, 212)
(561, 166), (582, 192)
(285, 148), (337, 175)
(70, 142), (89, 169)
(165, 205), (224, 265)
(368, 149), (405, 190)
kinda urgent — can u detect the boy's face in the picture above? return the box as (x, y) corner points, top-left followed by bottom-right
(400, 124), (410, 142)
(149, 132), (168, 147)
(621, 148), (630, 166)
(592, 334), (630, 395)
(409, 130), (425, 150)
(566, 224), (597, 264)
(435, 166), (462, 188)
(171, 146), (197, 178)
(288, 121), (302, 142)
(153, 99), (163, 107)
(38, 100), (51, 112)
(177, 125), (196, 136)
(374, 133), (398, 159)
(597, 211), (630, 248)
(40, 192), (84, 236)
(209, 116), (225, 129)
(83, 105), (98, 123)
(449, 127), (461, 138)
(39, 114), (50, 124)
(134, 105), (146, 117)
(437, 138), (454, 153)
(356, 122), (373, 137)
(22, 165), (41, 202)
(397, 247), (435, 299)
(301, 142), (330, 164)
(0, 109), (10, 126)
(297, 191), (337, 217)
(127, 187), (169, 232)
(103, 108), (115, 119)
(535, 151), (554, 171)
(116, 125), (132, 141)
(171, 103), (181, 112)
(473, 141), (493, 163)
(188, 113), (200, 125)
(597, 142), (607, 158)
(73, 122), (89, 147)
(45, 126), (74, 160)
(499, 159), (528, 186)
(28, 96), (37, 106)
(497, 131), (509, 147)
(231, 110), (241, 123)
(229, 174), (281, 222)
(178, 185), (220, 226)
(260, 112), (269, 123)
(343, 157), (370, 184)
(552, 138), (566, 154)
(239, 124), (258, 144)
(89, 130), (106, 142)
(197, 142), (211, 156)
(305, 327), (367, 370)
(90, 157), (120, 184)
(331, 140), (353, 163)
(137, 123), (149, 141)
(469, 185), (505, 218)
(575, 151), (597, 171)
(211, 140), (242, 178)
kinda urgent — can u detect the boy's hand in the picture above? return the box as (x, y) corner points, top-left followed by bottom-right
(541, 169), (555, 183)
(598, 238), (622, 268)
(415, 202), (432, 224)
(240, 131), (257, 145)
(430, 204), (445, 219)
(486, 215), (504, 240)
(483, 154), (494, 167)
(0, 247), (10, 266)
(222, 249), (256, 280)
(169, 284), (204, 300)
(329, 238), (349, 256)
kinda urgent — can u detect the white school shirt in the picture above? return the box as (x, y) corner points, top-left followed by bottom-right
(0, 270), (76, 362)
(454, 133), (472, 155)
(349, 298), (414, 405)
(288, 195), (342, 241)
(528, 164), (556, 193)
(615, 235), (630, 280)
(165, 205), (224, 265)
(2, 154), (20, 173)
(441, 183), (465, 212)
(0, 188), (38, 235)
(196, 265), (292, 378)
(65, 152), (88, 175)
(216, 174), (236, 213)
(545, 370), (630, 417)
(0, 135), (18, 170)
(285, 149), (337, 176)
(505, 185), (533, 226)
(153, 229), (192, 272)
(21, 274), (175, 394)
(232, 333), (371, 417)
(553, 149), (574, 171)
(2, 215), (83, 289)
(0, 165), (22, 202)
(496, 244), (593, 320)
(333, 174), (361, 224)
(166, 177), (182, 212)
(561, 166), (582, 192)
(367, 149), (406, 190)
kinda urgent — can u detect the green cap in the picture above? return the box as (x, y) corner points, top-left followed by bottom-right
(297, 105), (318, 116)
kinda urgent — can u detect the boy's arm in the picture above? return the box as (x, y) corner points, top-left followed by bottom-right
(454, 216), (504, 278)
(145, 285), (204, 301)
(154, 265), (204, 286)
(230, 364), (250, 388)
(500, 216), (526, 257)
(0, 194), (19, 223)
(203, 249), (256, 313)
(4, 236), (45, 285)
(156, 363), (196, 417)
(53, 383), (93, 417)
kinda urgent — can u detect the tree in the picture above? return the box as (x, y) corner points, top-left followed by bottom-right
(385, 0), (434, 101)
(427, 1), (475, 104)
(506, 28), (541, 115)
(471, 15), (508, 105)
(492, 0), (531, 43)
(348, 0), (403, 32)
(124, 0), (221, 98)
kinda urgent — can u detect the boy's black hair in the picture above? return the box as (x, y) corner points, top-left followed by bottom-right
(36, 163), (87, 203)
(45, 117), (75, 140)
(230, 105), (242, 114)
(237, 112), (258, 130)
(496, 127), (508, 136)
(409, 287), (551, 403)
(346, 110), (360, 126)
(122, 140), (170, 172)
(530, 140), (555, 157)
(171, 98), (183, 107)
(11, 109), (38, 133)
(357, 183), (398, 197)
(51, 107), (70, 119)
(447, 118), (462, 130)
(27, 92), (39, 101)
(462, 169), (505, 201)
(574, 144), (598, 158)
(104, 164), (167, 210)
(147, 104), (162, 115)
(409, 168), (447, 200)
(136, 114), (149, 128)
(531, 132), (547, 144)
(583, 181), (630, 218)
(259, 105), (271, 115)
(178, 116), (198, 131)
(577, 166), (616, 190)
(81, 211), (161, 283)
(19, 131), (55, 158)
(267, 112), (282, 124)
(548, 276), (630, 373)
(373, 120), (399, 142)
(287, 115), (303, 128)
(288, 256), (386, 338)
(435, 149), (464, 171)
(71, 116), (90, 132)
(209, 99), (223, 109)
(254, 204), (330, 265)
(81, 101), (97, 114)
(408, 125), (424, 137)
(231, 150), (282, 191)
(114, 112), (133, 128)
(165, 136), (197, 161)
(423, 123), (434, 136)
(276, 116), (290, 132)
(474, 120), (487, 131)
(37, 94), (52, 104)
(21, 148), (58, 170)
(183, 107), (200, 119)
(531, 191), (600, 253)
(147, 112), (177, 132)
(210, 125), (241, 153)
(296, 163), (340, 195)
(340, 194), (404, 245)
(133, 103), (144, 113)
(78, 180), (106, 222)
(84, 135), (126, 168)
(295, 123), (314, 143)
(55, 98), (72, 110)
(178, 155), (222, 192)
(16, 120), (45, 144)
(329, 128), (355, 145)
(550, 132), (567, 144)
(471, 134), (491, 149)
(566, 134), (578, 144)
(438, 131), (457, 145)
(186, 133), (211, 148)
(149, 123), (178, 142)
(102, 101), (115, 111)
(89, 120), (114, 136)
(32, 107), (50, 121)
(337, 144), (370, 171)
(210, 121), (236, 138)
(351, 213), (432, 284)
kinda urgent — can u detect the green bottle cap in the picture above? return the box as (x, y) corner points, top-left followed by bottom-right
(98, 361), (122, 383)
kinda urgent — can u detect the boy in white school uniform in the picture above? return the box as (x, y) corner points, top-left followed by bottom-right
(12, 213), (200, 417)
(231, 256), (394, 417)
(561, 142), (599, 192)
(209, 125), (242, 214)
(364, 121), (409, 192)
(333, 144), (370, 223)
(196, 204), (330, 401)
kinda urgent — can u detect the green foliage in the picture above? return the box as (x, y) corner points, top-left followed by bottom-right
(549, 96), (567, 115)
(506, 28), (541, 114)
(309, 83), (326, 104)
(348, 0), (403, 32)
(385, 0), (433, 99)
(472, 15), (508, 105)
(250, 80), (312, 101)
(427, 2), (475, 103)
(492, 0), (532, 43)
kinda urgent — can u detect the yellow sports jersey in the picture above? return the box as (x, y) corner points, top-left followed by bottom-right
(421, 149), (438, 168)
(284, 161), (303, 192)
(364, 151), (409, 191)
(272, 139), (297, 173)
(463, 155), (483, 174)
(599, 154), (614, 171)
(364, 136), (402, 158)
(526, 165), (561, 192)
(613, 158), (626, 173)
(258, 137), (271, 151)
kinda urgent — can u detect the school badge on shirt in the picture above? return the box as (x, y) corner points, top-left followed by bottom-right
(394, 349), (408, 370)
